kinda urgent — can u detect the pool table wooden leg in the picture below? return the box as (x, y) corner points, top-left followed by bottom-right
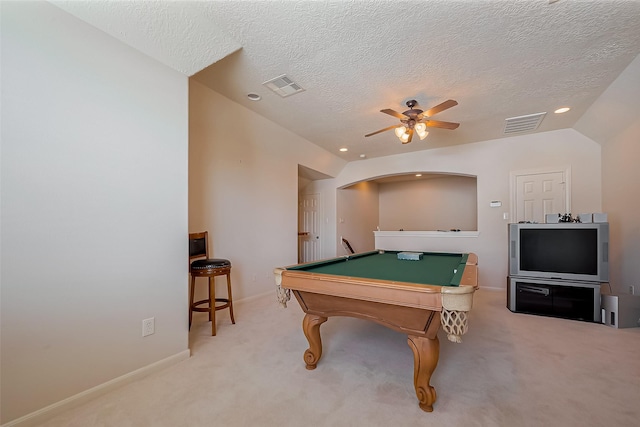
(407, 335), (439, 412)
(302, 313), (327, 370)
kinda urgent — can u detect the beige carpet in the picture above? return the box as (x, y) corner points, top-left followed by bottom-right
(37, 289), (640, 426)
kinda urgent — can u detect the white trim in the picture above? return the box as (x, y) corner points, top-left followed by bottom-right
(509, 165), (571, 222)
(374, 230), (480, 238)
(478, 285), (506, 292)
(234, 289), (274, 305)
(2, 350), (191, 427)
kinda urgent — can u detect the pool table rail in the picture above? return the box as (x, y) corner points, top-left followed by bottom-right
(275, 267), (465, 311)
(275, 251), (478, 315)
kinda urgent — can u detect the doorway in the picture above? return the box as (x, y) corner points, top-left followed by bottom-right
(299, 193), (320, 263)
(298, 165), (331, 263)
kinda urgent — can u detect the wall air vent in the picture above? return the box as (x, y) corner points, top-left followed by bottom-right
(262, 74), (305, 98)
(504, 112), (547, 134)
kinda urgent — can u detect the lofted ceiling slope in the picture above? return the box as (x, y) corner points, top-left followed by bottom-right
(52, 0), (640, 161)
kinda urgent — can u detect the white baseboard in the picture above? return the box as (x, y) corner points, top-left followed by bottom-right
(479, 286), (506, 292)
(234, 288), (274, 305)
(2, 349), (191, 427)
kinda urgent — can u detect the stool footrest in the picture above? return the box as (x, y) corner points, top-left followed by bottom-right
(192, 298), (231, 312)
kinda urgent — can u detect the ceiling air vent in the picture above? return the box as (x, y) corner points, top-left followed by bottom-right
(504, 112), (547, 134)
(262, 74), (305, 98)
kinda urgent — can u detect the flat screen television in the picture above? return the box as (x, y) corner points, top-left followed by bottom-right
(508, 223), (609, 282)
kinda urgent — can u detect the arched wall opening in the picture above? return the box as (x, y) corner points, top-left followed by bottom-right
(337, 172), (478, 254)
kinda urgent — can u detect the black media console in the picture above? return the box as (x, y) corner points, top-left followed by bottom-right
(507, 276), (602, 323)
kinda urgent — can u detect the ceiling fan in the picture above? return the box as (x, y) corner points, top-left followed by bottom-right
(365, 99), (460, 144)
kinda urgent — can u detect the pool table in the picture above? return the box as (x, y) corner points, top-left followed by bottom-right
(274, 250), (478, 412)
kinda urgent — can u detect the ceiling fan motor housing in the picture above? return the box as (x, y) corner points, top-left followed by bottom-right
(402, 119), (417, 129)
(403, 100), (423, 124)
(364, 98), (459, 141)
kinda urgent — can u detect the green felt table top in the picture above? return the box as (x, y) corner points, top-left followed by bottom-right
(288, 251), (469, 286)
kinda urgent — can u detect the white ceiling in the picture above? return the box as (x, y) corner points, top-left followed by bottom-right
(53, 0), (640, 162)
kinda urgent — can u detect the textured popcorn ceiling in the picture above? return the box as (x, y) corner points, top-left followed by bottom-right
(52, 0), (640, 161)
(51, 0), (242, 75)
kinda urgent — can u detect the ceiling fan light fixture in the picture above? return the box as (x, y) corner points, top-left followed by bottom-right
(414, 123), (428, 140)
(365, 99), (459, 143)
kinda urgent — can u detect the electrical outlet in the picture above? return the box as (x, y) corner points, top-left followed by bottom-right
(142, 317), (155, 337)
(629, 285), (635, 295)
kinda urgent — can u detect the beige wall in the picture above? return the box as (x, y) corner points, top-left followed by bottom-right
(576, 53), (640, 294)
(378, 176), (477, 231)
(316, 128), (602, 290)
(4, 3), (634, 423)
(337, 181), (380, 254)
(1, 2), (189, 423)
(188, 81), (346, 300)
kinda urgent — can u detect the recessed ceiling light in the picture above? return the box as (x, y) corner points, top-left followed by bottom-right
(554, 107), (570, 114)
(247, 93), (261, 101)
(359, 154), (366, 158)
(339, 148), (348, 152)
(415, 174), (422, 177)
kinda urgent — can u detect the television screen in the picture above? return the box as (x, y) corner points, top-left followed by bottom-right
(520, 228), (597, 275)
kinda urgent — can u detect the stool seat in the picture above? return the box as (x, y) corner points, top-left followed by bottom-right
(191, 258), (231, 270)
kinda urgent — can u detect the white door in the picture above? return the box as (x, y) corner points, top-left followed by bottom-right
(513, 170), (568, 223)
(299, 193), (320, 262)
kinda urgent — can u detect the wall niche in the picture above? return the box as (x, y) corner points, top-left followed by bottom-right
(377, 173), (477, 231)
(337, 173), (477, 252)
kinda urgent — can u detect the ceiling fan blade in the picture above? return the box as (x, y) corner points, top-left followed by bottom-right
(403, 129), (414, 144)
(424, 120), (460, 130)
(364, 124), (398, 137)
(422, 99), (458, 118)
(380, 109), (408, 120)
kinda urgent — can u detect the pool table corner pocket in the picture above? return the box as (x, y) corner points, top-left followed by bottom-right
(440, 286), (475, 343)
